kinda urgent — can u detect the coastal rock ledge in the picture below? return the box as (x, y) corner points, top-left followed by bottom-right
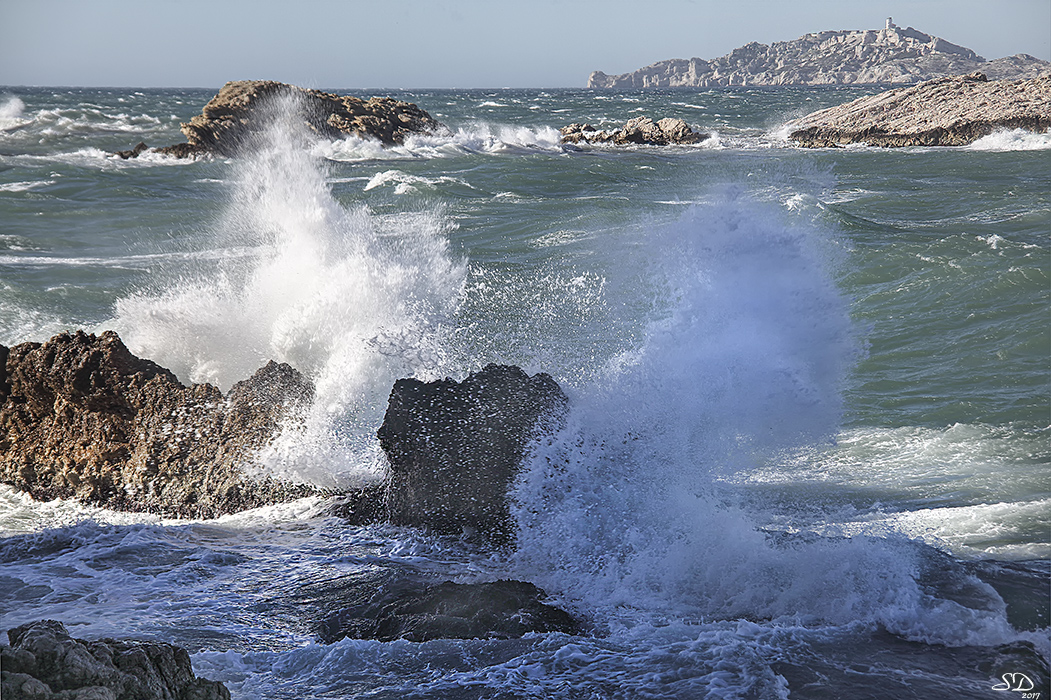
(123, 80), (447, 159)
(789, 72), (1051, 147)
(0, 331), (317, 518)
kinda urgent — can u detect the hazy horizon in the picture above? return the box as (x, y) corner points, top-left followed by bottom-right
(1, 0), (1049, 89)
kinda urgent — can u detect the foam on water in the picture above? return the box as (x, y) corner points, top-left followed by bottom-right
(967, 128), (1051, 152)
(315, 122), (564, 161)
(511, 190), (1026, 650)
(0, 95), (28, 131)
(108, 95), (467, 488)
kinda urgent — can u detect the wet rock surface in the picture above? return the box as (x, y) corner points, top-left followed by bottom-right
(789, 72), (1051, 147)
(338, 364), (568, 544)
(561, 117), (708, 146)
(120, 80), (447, 159)
(0, 330), (317, 518)
(0, 619), (229, 700)
(312, 573), (579, 644)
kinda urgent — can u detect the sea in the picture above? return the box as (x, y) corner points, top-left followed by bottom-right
(0, 85), (1048, 699)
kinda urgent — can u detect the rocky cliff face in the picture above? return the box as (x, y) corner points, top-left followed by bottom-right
(788, 72), (1051, 147)
(0, 331), (317, 518)
(588, 22), (1050, 88)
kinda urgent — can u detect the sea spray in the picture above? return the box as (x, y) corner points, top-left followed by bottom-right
(511, 190), (1019, 648)
(109, 93), (466, 488)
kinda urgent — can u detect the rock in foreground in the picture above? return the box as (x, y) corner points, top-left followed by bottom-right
(0, 330), (317, 518)
(339, 365), (568, 544)
(316, 577), (579, 643)
(789, 72), (1051, 147)
(561, 117), (708, 146)
(139, 80), (446, 158)
(1, 620), (229, 700)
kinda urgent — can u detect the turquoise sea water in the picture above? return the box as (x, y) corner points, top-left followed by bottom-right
(0, 86), (1048, 698)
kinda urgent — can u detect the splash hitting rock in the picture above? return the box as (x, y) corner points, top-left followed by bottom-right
(340, 365), (568, 544)
(0, 330), (317, 518)
(140, 80), (447, 158)
(0, 620), (230, 700)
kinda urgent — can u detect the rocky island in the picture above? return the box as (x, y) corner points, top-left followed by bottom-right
(118, 80), (447, 159)
(788, 72), (1051, 147)
(588, 19), (1050, 88)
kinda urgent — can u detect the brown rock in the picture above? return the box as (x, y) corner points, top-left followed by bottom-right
(0, 331), (317, 518)
(561, 116), (708, 146)
(789, 72), (1051, 147)
(156, 80), (447, 158)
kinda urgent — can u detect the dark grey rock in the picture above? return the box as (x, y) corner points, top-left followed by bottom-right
(316, 577), (579, 643)
(338, 364), (568, 544)
(561, 117), (708, 146)
(0, 620), (229, 700)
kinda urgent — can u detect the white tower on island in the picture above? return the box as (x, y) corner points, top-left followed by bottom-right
(886, 17), (895, 29)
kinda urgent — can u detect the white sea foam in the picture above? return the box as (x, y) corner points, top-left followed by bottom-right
(0, 95), (28, 131)
(108, 94), (467, 488)
(967, 128), (1051, 151)
(315, 122), (564, 162)
(512, 189), (1021, 649)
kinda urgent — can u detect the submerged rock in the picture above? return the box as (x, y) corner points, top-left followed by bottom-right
(338, 364), (568, 544)
(0, 619), (230, 700)
(561, 117), (709, 146)
(317, 577), (579, 643)
(0, 330), (317, 518)
(129, 80), (447, 159)
(789, 72), (1051, 147)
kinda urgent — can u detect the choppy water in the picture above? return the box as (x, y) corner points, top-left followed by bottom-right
(0, 85), (1048, 698)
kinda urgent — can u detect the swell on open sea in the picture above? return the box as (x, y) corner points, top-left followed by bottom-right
(0, 85), (1048, 699)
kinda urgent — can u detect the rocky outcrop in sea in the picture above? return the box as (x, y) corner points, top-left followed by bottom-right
(0, 330), (317, 518)
(1, 620), (230, 700)
(118, 80), (447, 159)
(338, 364), (568, 544)
(588, 20), (1050, 88)
(560, 117), (708, 146)
(315, 576), (579, 644)
(788, 72), (1051, 147)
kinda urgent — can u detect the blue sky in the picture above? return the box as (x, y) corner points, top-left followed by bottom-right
(1, 0), (1048, 88)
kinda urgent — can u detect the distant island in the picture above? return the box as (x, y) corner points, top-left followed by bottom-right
(588, 18), (1050, 88)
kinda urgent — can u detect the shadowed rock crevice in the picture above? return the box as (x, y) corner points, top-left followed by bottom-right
(0, 331), (317, 518)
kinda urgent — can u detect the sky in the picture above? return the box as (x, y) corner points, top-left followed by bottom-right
(1, 0), (1048, 88)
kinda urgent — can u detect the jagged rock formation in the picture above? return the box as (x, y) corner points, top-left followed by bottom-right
(337, 364), (568, 544)
(123, 80), (447, 159)
(560, 116), (708, 146)
(789, 72), (1051, 147)
(315, 576), (579, 643)
(1, 620), (229, 700)
(588, 20), (1050, 88)
(0, 330), (317, 518)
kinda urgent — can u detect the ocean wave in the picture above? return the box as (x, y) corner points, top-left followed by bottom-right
(314, 122), (564, 162)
